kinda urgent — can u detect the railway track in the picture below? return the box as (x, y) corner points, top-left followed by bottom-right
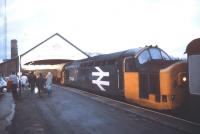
(55, 84), (200, 134)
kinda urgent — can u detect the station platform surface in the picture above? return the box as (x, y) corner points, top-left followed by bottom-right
(1, 85), (200, 134)
(57, 85), (200, 134)
(0, 93), (15, 134)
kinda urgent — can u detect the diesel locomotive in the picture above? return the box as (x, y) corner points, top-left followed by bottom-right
(61, 46), (189, 110)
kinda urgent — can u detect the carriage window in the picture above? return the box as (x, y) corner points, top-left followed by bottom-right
(125, 58), (135, 72)
(149, 48), (162, 60)
(161, 51), (171, 60)
(138, 50), (151, 64)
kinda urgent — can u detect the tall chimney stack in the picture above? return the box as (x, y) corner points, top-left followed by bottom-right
(11, 39), (18, 59)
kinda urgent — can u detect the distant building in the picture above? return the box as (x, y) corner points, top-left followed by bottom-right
(0, 39), (18, 76)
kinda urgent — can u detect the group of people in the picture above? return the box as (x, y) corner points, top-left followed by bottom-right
(30, 71), (53, 96)
(8, 71), (53, 99)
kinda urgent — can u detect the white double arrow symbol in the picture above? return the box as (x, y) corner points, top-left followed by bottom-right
(92, 66), (110, 91)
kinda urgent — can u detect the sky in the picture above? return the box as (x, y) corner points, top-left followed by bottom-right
(0, 0), (200, 60)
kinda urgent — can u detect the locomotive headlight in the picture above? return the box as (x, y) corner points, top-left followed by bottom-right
(177, 72), (188, 86)
(182, 76), (187, 82)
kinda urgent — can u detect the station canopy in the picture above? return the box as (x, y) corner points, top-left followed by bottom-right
(20, 33), (89, 70)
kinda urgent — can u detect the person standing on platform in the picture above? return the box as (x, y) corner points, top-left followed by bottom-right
(46, 72), (53, 96)
(28, 71), (36, 94)
(20, 73), (28, 91)
(8, 72), (19, 99)
(36, 73), (45, 97)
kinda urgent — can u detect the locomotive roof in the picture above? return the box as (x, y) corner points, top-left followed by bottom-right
(66, 45), (174, 67)
(76, 46), (148, 63)
(87, 48), (140, 61)
(66, 45), (172, 66)
(71, 46), (169, 64)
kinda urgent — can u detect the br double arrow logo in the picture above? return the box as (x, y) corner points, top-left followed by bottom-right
(92, 66), (110, 91)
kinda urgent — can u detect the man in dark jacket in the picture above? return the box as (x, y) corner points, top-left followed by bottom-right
(28, 71), (36, 93)
(36, 73), (45, 96)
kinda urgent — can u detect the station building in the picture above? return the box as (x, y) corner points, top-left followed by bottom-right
(0, 33), (89, 77)
(0, 39), (19, 76)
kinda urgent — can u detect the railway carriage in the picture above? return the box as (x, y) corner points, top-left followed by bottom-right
(63, 46), (189, 110)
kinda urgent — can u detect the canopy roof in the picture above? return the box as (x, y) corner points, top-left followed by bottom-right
(24, 59), (71, 65)
(21, 33), (89, 66)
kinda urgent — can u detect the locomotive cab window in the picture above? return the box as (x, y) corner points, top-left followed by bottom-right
(149, 48), (162, 60)
(138, 50), (151, 64)
(125, 57), (136, 72)
(161, 50), (171, 60)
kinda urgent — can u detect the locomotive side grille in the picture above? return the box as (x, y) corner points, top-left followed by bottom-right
(139, 72), (160, 102)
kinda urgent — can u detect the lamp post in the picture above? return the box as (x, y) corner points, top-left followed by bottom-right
(17, 50), (22, 78)
(4, 0), (7, 60)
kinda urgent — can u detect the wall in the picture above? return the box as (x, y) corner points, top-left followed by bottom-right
(0, 58), (19, 76)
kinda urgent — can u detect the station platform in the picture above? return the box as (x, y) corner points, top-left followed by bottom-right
(58, 85), (200, 134)
(0, 93), (15, 134)
(1, 85), (200, 134)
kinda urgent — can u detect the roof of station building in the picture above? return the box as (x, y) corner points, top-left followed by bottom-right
(20, 33), (89, 65)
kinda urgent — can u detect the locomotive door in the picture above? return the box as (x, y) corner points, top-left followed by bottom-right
(124, 57), (140, 101)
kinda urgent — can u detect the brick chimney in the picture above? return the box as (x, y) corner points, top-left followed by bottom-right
(11, 39), (18, 59)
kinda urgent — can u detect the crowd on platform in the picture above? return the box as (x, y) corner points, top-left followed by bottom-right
(6, 71), (53, 99)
